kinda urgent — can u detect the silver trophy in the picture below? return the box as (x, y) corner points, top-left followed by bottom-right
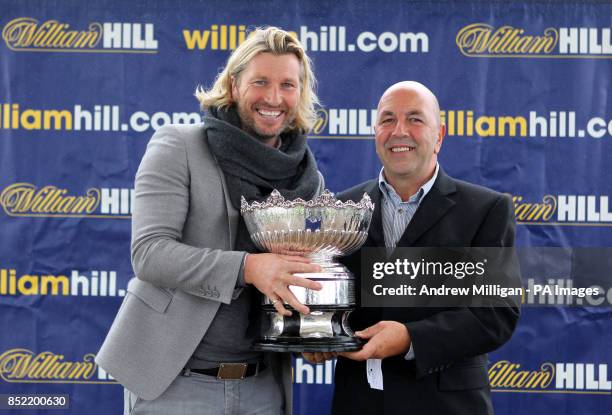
(241, 189), (374, 352)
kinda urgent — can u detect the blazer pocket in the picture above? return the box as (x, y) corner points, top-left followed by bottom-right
(127, 278), (173, 313)
(437, 363), (488, 391)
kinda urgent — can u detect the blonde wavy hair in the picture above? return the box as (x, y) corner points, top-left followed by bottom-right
(195, 26), (319, 134)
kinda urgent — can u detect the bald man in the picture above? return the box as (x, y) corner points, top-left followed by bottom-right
(306, 82), (519, 414)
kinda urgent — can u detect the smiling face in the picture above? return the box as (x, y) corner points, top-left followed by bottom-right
(374, 83), (445, 191)
(231, 52), (301, 145)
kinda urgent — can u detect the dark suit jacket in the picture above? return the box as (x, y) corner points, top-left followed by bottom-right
(332, 169), (520, 415)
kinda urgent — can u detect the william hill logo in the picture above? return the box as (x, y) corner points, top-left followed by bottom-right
(489, 361), (611, 394)
(309, 107), (377, 139)
(2, 17), (157, 53)
(511, 194), (612, 225)
(0, 348), (115, 384)
(0, 183), (133, 218)
(456, 23), (612, 58)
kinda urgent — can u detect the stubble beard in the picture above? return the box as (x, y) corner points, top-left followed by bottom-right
(236, 104), (296, 142)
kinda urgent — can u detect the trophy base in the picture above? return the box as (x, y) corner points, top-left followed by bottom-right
(253, 336), (363, 353)
(254, 307), (362, 353)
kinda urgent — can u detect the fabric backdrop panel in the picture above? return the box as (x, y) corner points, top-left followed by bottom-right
(0, 1), (610, 414)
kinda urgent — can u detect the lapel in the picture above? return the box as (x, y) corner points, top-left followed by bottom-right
(363, 180), (385, 248)
(215, 162), (239, 249)
(204, 129), (238, 249)
(395, 168), (457, 247)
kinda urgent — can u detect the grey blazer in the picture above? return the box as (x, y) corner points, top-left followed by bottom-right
(96, 123), (315, 412)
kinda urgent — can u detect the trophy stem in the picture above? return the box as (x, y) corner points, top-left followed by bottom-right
(255, 262), (360, 352)
(306, 253), (336, 264)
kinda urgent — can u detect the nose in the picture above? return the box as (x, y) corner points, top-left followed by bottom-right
(264, 85), (282, 106)
(392, 119), (410, 138)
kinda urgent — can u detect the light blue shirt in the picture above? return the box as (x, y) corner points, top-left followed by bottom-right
(377, 163), (439, 360)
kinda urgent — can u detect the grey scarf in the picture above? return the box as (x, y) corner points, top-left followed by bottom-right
(204, 106), (320, 252)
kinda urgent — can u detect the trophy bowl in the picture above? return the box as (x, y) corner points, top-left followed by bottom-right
(241, 189), (374, 352)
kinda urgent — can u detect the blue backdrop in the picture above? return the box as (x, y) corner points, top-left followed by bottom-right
(1, 0), (611, 413)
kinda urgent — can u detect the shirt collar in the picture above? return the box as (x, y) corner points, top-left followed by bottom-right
(378, 163), (439, 204)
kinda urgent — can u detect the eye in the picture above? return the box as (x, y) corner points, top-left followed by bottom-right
(380, 118), (394, 125)
(252, 79), (267, 86)
(281, 82), (296, 89)
(410, 117), (423, 124)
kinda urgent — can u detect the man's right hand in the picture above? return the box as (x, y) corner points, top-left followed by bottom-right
(243, 253), (323, 316)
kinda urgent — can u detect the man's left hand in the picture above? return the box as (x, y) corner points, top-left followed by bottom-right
(339, 321), (411, 361)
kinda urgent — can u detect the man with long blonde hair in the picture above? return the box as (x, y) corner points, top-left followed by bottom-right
(97, 26), (323, 414)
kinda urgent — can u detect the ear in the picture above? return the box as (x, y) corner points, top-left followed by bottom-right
(230, 76), (239, 100)
(434, 123), (446, 154)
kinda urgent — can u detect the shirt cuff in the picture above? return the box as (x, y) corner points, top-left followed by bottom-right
(404, 342), (415, 360)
